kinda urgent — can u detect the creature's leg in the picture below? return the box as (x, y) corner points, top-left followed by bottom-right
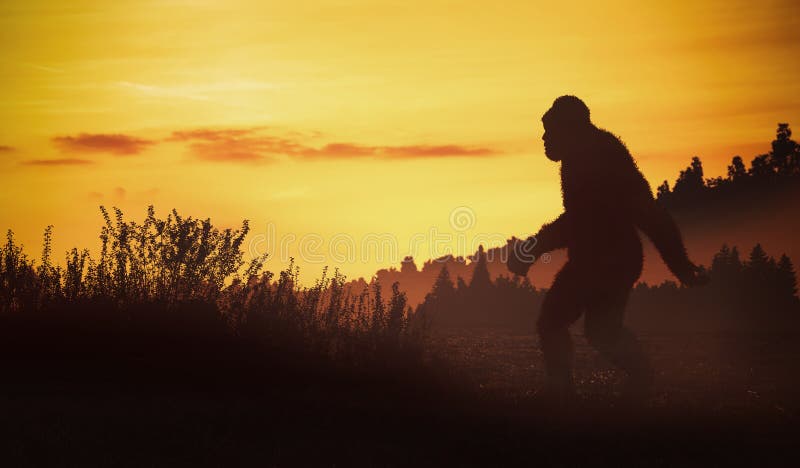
(584, 284), (653, 393)
(537, 263), (584, 391)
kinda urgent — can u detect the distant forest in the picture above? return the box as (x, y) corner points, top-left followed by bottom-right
(417, 242), (798, 332)
(389, 123), (800, 330)
(365, 123), (800, 311)
(656, 123), (800, 210)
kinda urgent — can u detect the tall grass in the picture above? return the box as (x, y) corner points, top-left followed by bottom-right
(0, 206), (426, 368)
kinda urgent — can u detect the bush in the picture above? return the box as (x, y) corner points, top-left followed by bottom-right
(0, 206), (428, 373)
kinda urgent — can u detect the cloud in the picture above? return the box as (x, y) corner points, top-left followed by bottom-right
(299, 143), (376, 159)
(267, 186), (311, 200)
(88, 187), (158, 202)
(53, 133), (155, 155)
(23, 158), (93, 166)
(295, 142), (500, 159)
(118, 80), (280, 103)
(167, 128), (262, 141)
(168, 127), (501, 163)
(25, 63), (64, 74)
(0, 145), (14, 153)
(168, 128), (300, 163)
(380, 144), (497, 158)
(112, 187), (126, 200)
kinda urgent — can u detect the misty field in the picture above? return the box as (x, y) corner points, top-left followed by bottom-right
(434, 327), (800, 414)
(2, 327), (798, 467)
(2, 208), (798, 465)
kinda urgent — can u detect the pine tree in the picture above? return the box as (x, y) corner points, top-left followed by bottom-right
(711, 244), (731, 273)
(730, 246), (742, 267)
(387, 282), (407, 335)
(673, 156), (705, 197)
(469, 245), (492, 291)
(776, 255), (798, 300)
(746, 244), (775, 293)
(430, 265), (455, 300)
(747, 244), (770, 271)
(371, 279), (385, 332)
(712, 244), (742, 282)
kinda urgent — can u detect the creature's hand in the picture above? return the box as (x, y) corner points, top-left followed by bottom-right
(506, 237), (537, 277)
(678, 264), (709, 288)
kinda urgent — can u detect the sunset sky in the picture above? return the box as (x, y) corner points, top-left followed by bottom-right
(1, 0), (798, 281)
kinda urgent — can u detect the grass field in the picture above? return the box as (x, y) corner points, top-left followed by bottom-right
(434, 327), (800, 414)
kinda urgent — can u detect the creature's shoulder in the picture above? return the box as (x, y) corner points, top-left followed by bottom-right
(595, 128), (631, 155)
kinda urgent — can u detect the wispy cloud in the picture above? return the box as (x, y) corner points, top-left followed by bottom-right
(383, 145), (497, 158)
(118, 81), (211, 102)
(267, 186), (311, 200)
(53, 133), (155, 155)
(24, 63), (64, 74)
(0, 145), (15, 153)
(117, 80), (280, 102)
(88, 186), (158, 201)
(167, 128), (299, 163)
(23, 158), (93, 166)
(168, 127), (501, 163)
(45, 127), (501, 164)
(300, 144), (498, 159)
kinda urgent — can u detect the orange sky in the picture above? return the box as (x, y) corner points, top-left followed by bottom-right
(1, 0), (798, 282)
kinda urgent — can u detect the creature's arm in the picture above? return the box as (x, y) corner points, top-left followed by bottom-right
(630, 186), (699, 285)
(526, 212), (570, 255)
(507, 213), (570, 276)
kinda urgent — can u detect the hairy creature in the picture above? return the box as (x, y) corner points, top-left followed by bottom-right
(509, 95), (704, 397)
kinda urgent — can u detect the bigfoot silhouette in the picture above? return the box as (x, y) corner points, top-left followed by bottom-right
(508, 95), (705, 397)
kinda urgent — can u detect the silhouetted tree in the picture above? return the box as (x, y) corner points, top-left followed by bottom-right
(772, 123), (798, 175)
(658, 123), (799, 215)
(430, 265), (455, 301)
(371, 279), (386, 332)
(656, 180), (671, 201)
(749, 154), (773, 178)
(711, 244), (743, 284)
(673, 156), (705, 197)
(469, 245), (492, 292)
(400, 256), (418, 274)
(630, 244), (798, 331)
(387, 281), (408, 336)
(747, 244), (772, 278)
(727, 156), (748, 181)
(705, 176), (725, 189)
(746, 244), (775, 291)
(776, 255), (798, 301)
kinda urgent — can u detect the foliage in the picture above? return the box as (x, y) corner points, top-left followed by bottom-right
(417, 242), (798, 331)
(656, 123), (800, 207)
(0, 207), (426, 365)
(417, 246), (542, 328)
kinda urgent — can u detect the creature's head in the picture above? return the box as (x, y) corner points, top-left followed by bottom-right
(541, 95), (593, 162)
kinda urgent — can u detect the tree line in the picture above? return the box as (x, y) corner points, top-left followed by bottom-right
(657, 123), (799, 208)
(416, 243), (798, 331)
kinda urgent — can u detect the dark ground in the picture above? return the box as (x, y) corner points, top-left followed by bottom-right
(1, 328), (798, 467)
